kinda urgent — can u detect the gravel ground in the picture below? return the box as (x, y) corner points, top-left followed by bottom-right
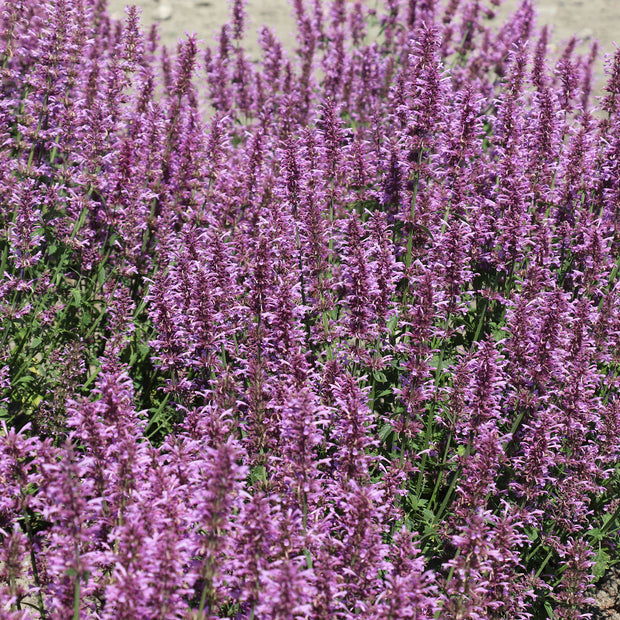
(589, 565), (620, 619)
(103, 0), (620, 616)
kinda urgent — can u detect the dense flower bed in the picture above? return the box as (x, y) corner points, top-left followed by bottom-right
(0, 0), (619, 617)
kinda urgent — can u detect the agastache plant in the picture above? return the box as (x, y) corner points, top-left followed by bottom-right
(0, 0), (619, 618)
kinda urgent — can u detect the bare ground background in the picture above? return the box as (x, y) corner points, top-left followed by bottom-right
(106, 0), (620, 93)
(102, 0), (620, 617)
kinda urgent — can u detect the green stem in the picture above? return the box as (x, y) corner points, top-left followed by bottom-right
(404, 171), (420, 273)
(197, 567), (214, 619)
(72, 569), (81, 620)
(471, 297), (488, 345)
(535, 549), (554, 579)
(427, 433), (454, 512)
(22, 510), (46, 619)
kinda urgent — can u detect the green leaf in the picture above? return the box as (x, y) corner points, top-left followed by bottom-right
(586, 528), (603, 542)
(407, 497), (427, 511)
(526, 527), (539, 543)
(387, 314), (398, 333)
(79, 311), (92, 330)
(71, 288), (81, 306)
(422, 508), (435, 522)
(373, 371), (387, 383)
(82, 367), (100, 391)
(594, 549), (610, 581)
(137, 342), (150, 357)
(492, 328), (509, 342)
(601, 511), (615, 529)
(250, 465), (266, 484)
(29, 337), (42, 349)
(378, 423), (394, 441)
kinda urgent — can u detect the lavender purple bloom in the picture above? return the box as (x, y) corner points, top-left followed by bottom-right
(0, 0), (618, 618)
